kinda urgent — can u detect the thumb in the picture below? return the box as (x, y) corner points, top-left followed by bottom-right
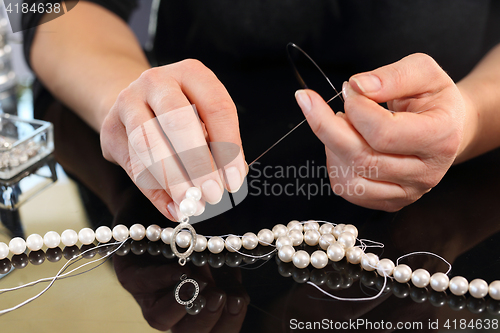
(348, 53), (453, 103)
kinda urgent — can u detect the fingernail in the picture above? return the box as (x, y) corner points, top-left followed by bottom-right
(351, 74), (381, 93)
(224, 166), (242, 193)
(167, 202), (179, 221)
(227, 296), (244, 315)
(244, 161), (249, 175)
(342, 81), (349, 100)
(295, 90), (312, 115)
(202, 179), (223, 205)
(206, 291), (225, 312)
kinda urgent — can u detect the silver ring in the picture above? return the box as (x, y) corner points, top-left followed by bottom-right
(170, 221), (197, 266)
(174, 275), (200, 306)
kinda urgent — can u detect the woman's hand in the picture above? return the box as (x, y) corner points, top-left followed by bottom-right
(100, 59), (246, 221)
(295, 53), (476, 212)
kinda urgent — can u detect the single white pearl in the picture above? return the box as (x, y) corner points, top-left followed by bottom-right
(194, 235), (207, 252)
(0, 242), (9, 259)
(346, 247), (364, 264)
(207, 236), (225, 254)
(129, 224), (146, 241)
(489, 280), (500, 300)
(319, 234), (336, 250)
(319, 223), (334, 235)
(304, 230), (320, 246)
(225, 235), (242, 252)
(449, 276), (469, 296)
(60, 230), (78, 247)
(287, 220), (303, 232)
(376, 258), (395, 277)
(44, 231), (61, 249)
(257, 229), (274, 246)
(360, 253), (379, 271)
(26, 234), (44, 251)
(179, 198), (197, 217)
(327, 243), (345, 262)
(146, 225), (162, 241)
(278, 245), (295, 263)
(288, 230), (303, 246)
(161, 227), (174, 244)
(337, 232), (356, 249)
(292, 250), (310, 269)
(430, 272), (450, 292)
(275, 236), (293, 250)
(95, 226), (112, 243)
(411, 269), (431, 288)
(310, 250), (328, 269)
(303, 220), (319, 231)
(113, 225), (129, 242)
(185, 187), (202, 201)
(393, 264), (412, 283)
(9, 238), (26, 255)
(272, 224), (288, 239)
(469, 278), (489, 299)
(242, 232), (258, 250)
(176, 231), (192, 248)
(332, 224), (345, 238)
(342, 224), (358, 238)
(78, 228), (95, 245)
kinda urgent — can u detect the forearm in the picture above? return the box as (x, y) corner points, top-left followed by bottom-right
(31, 1), (150, 132)
(456, 43), (500, 163)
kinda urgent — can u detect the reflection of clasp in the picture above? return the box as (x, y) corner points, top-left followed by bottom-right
(170, 218), (197, 266)
(174, 274), (200, 309)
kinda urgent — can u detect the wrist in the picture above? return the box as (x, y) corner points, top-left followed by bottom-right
(454, 83), (480, 164)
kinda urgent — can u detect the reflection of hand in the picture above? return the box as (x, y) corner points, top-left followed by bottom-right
(296, 53), (470, 211)
(100, 60), (246, 221)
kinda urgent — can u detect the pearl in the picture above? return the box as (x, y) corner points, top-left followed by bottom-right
(78, 228), (95, 245)
(342, 224), (358, 238)
(287, 220), (303, 232)
(272, 224), (288, 239)
(332, 224), (345, 238)
(376, 258), (395, 277)
(319, 223), (334, 235)
(95, 226), (112, 243)
(303, 220), (319, 231)
(26, 234), (44, 251)
(9, 237), (26, 255)
(180, 198), (197, 216)
(469, 279), (489, 299)
(449, 276), (469, 296)
(0, 242), (9, 259)
(278, 245), (295, 263)
(225, 235), (242, 252)
(161, 227), (174, 244)
(288, 230), (303, 246)
(242, 232), (258, 250)
(207, 236), (224, 254)
(275, 236), (293, 250)
(360, 253), (379, 271)
(310, 250), (328, 269)
(185, 187), (202, 201)
(304, 230), (320, 246)
(292, 250), (310, 269)
(319, 234), (336, 250)
(346, 247), (364, 264)
(129, 224), (146, 241)
(257, 229), (274, 246)
(393, 264), (412, 283)
(194, 235), (207, 252)
(175, 231), (192, 248)
(411, 269), (431, 288)
(337, 232), (356, 249)
(60, 230), (78, 247)
(489, 280), (500, 300)
(113, 225), (129, 242)
(44, 231), (61, 249)
(430, 273), (450, 292)
(327, 243), (345, 262)
(146, 224), (162, 241)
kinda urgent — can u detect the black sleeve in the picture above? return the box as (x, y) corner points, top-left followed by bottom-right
(22, 0), (138, 69)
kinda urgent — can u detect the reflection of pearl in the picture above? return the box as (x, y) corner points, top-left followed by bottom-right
(9, 237), (26, 255)
(311, 250), (328, 269)
(242, 232), (258, 250)
(225, 235), (242, 252)
(449, 276), (469, 296)
(176, 231), (192, 248)
(26, 234), (44, 251)
(327, 243), (345, 262)
(292, 250), (310, 269)
(208, 236), (224, 254)
(411, 269), (430, 288)
(430, 272), (449, 292)
(44, 231), (61, 249)
(393, 264), (412, 283)
(95, 226), (112, 243)
(130, 224), (146, 241)
(469, 278), (488, 298)
(78, 228), (95, 245)
(304, 230), (320, 246)
(278, 245), (295, 263)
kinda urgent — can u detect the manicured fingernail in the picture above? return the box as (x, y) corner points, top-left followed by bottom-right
(352, 74), (381, 93)
(206, 291), (225, 312)
(342, 81), (349, 100)
(295, 90), (312, 115)
(227, 296), (244, 315)
(224, 166), (242, 193)
(202, 179), (223, 205)
(167, 202), (180, 221)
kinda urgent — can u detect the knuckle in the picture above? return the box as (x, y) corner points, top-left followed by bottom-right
(203, 97), (236, 120)
(178, 58), (206, 71)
